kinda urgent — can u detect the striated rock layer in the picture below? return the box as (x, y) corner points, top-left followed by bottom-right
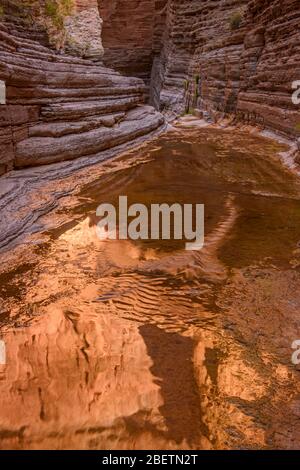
(0, 17), (164, 175)
(99, 0), (300, 138)
(1, 0), (300, 176)
(99, 0), (168, 86)
(0, 1), (103, 55)
(153, 0), (300, 137)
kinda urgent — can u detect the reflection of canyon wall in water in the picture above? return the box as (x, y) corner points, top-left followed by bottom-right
(1, 128), (300, 449)
(0, 211), (269, 450)
(0, 309), (164, 450)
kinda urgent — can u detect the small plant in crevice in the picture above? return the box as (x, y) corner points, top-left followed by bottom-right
(45, 0), (75, 30)
(229, 11), (242, 31)
(0, 5), (4, 18)
(295, 123), (300, 132)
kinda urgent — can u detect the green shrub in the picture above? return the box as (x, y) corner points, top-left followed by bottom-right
(0, 5), (4, 17)
(186, 107), (195, 115)
(45, 0), (75, 30)
(230, 11), (242, 30)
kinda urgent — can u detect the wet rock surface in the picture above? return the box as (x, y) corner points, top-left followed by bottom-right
(0, 125), (300, 449)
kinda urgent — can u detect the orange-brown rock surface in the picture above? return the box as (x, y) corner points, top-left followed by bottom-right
(1, 1), (300, 173)
(156, 0), (300, 136)
(1, 126), (300, 449)
(100, 0), (300, 137)
(0, 4), (164, 175)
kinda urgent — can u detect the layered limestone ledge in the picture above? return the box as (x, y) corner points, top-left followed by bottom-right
(64, 1), (104, 60)
(0, 20), (165, 175)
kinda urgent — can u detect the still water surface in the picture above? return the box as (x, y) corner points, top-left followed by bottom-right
(0, 126), (300, 449)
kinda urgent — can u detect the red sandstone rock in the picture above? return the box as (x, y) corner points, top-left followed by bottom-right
(0, 16), (164, 174)
(1, 0), (300, 177)
(64, 0), (104, 60)
(158, 0), (300, 135)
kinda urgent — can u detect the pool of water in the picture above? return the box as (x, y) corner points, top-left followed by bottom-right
(0, 126), (300, 449)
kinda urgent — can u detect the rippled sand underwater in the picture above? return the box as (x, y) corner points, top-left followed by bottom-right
(1, 127), (300, 449)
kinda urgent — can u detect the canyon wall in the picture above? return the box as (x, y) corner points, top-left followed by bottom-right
(100, 0), (300, 138)
(1, 0), (300, 178)
(1, 0), (103, 56)
(98, 0), (168, 86)
(0, 2), (164, 175)
(64, 0), (104, 60)
(155, 0), (300, 136)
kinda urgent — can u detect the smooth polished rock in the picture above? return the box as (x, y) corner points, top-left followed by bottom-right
(0, 19), (164, 174)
